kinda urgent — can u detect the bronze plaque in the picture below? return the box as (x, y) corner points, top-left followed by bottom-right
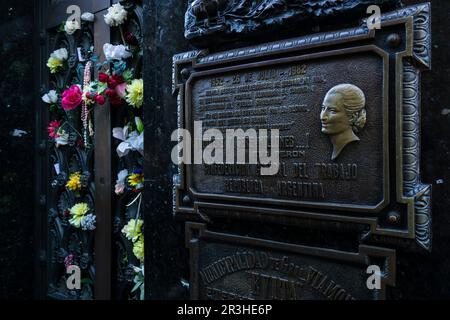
(174, 3), (432, 250)
(187, 49), (389, 212)
(186, 223), (396, 300)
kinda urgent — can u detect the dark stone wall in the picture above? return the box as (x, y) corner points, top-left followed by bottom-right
(392, 0), (450, 299)
(143, 0), (193, 299)
(0, 1), (35, 299)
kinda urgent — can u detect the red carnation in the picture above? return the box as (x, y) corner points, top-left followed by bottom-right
(105, 88), (116, 97)
(62, 85), (82, 111)
(95, 94), (106, 105)
(109, 95), (123, 106)
(98, 72), (109, 83)
(108, 78), (118, 89)
(108, 73), (124, 89)
(48, 120), (62, 139)
(125, 32), (138, 46)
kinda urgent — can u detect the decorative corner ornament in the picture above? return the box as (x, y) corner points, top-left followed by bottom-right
(185, 0), (402, 45)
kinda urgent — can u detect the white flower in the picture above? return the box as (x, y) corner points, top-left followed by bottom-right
(113, 127), (144, 157)
(42, 90), (58, 104)
(64, 19), (81, 35)
(116, 169), (129, 185)
(103, 43), (132, 61)
(55, 131), (69, 147)
(51, 48), (68, 61)
(81, 12), (95, 22)
(104, 3), (128, 27)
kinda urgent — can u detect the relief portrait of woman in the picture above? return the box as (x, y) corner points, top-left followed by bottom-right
(320, 84), (367, 161)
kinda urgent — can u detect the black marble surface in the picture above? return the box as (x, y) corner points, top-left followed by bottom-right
(0, 1), (35, 299)
(143, 0), (194, 299)
(391, 0), (450, 299)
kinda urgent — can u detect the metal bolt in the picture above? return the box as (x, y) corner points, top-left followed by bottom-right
(387, 211), (401, 224)
(386, 33), (401, 48)
(182, 195), (192, 205)
(180, 68), (191, 80)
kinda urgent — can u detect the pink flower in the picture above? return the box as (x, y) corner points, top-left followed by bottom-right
(115, 82), (127, 98)
(62, 85), (82, 110)
(48, 120), (61, 139)
(64, 254), (75, 268)
(124, 32), (138, 46)
(115, 183), (125, 195)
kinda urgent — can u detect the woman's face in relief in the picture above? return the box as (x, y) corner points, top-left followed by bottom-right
(320, 93), (351, 135)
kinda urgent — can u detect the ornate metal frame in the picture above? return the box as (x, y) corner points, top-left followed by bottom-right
(186, 222), (396, 300)
(173, 3), (432, 251)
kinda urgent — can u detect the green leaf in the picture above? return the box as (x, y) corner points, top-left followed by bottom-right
(135, 117), (144, 134)
(81, 278), (94, 285)
(131, 281), (141, 293)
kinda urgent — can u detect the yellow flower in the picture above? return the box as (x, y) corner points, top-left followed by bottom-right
(69, 203), (90, 228)
(133, 237), (144, 262)
(128, 172), (144, 188)
(66, 172), (82, 191)
(47, 56), (64, 74)
(122, 219), (144, 242)
(125, 79), (143, 108)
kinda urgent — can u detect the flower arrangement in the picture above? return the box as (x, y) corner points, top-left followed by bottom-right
(44, 2), (145, 299)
